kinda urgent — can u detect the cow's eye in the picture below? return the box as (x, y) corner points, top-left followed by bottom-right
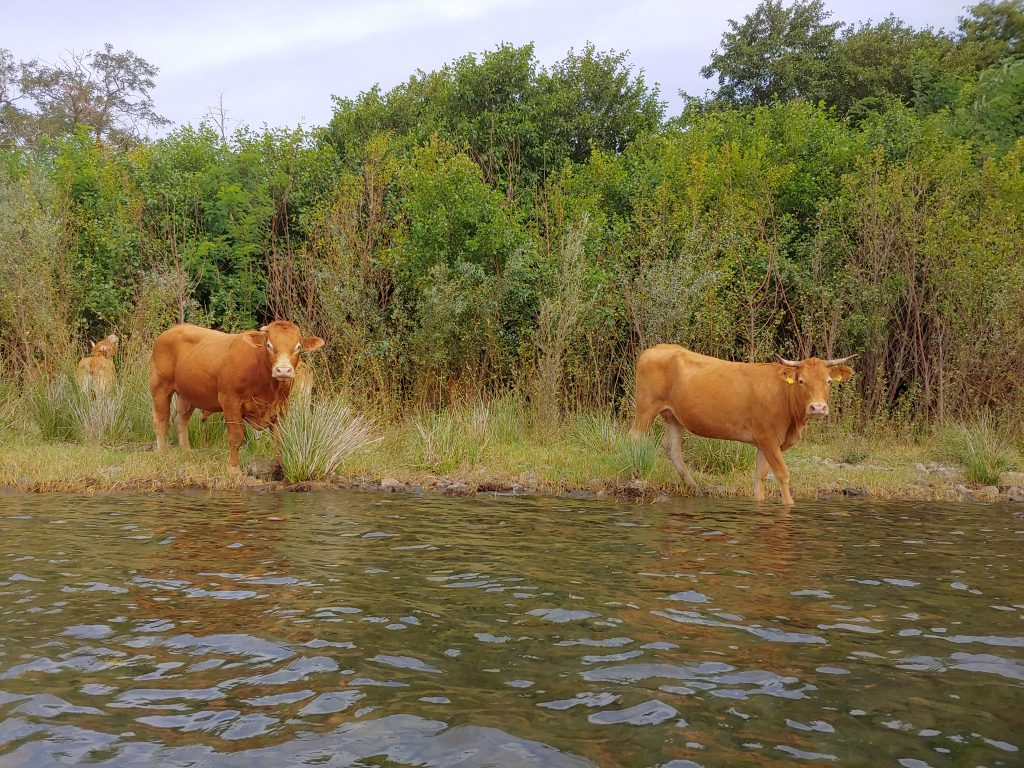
(266, 342), (274, 352)
(295, 344), (301, 353)
(798, 378), (805, 385)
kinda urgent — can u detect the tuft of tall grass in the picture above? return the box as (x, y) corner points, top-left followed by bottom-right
(28, 375), (83, 442)
(412, 411), (483, 473)
(277, 396), (378, 483)
(73, 395), (131, 444)
(0, 380), (19, 436)
(939, 420), (1019, 485)
(26, 370), (156, 446)
(617, 432), (662, 479)
(569, 412), (661, 479)
(569, 413), (620, 453)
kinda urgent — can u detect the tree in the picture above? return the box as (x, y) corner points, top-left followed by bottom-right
(968, 57), (1024, 152)
(17, 43), (169, 145)
(959, 1), (1024, 68)
(700, 0), (843, 106)
(540, 44), (664, 164)
(831, 17), (962, 119)
(325, 43), (663, 196)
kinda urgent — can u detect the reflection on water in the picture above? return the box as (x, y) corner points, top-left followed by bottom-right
(0, 491), (1022, 767)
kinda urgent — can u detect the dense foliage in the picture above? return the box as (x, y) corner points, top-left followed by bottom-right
(1, 2), (1022, 425)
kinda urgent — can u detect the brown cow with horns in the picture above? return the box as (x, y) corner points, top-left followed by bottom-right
(150, 321), (324, 467)
(631, 345), (855, 505)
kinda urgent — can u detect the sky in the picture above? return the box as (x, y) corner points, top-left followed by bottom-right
(5, 0), (972, 136)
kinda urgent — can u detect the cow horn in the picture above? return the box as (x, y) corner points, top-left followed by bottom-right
(825, 354), (857, 367)
(776, 355), (800, 367)
(259, 325), (269, 332)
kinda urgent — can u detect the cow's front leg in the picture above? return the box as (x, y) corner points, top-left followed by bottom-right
(758, 441), (794, 505)
(222, 399), (245, 469)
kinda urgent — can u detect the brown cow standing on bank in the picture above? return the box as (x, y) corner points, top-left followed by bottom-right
(631, 345), (855, 505)
(150, 321), (325, 467)
(75, 334), (119, 397)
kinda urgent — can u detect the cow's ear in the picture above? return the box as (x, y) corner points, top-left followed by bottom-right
(242, 331), (268, 348)
(830, 365), (854, 382)
(301, 336), (325, 352)
(778, 365), (797, 385)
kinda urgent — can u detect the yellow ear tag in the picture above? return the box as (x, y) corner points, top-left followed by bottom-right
(786, 377), (795, 384)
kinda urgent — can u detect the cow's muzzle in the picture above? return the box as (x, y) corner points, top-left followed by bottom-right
(273, 366), (295, 380)
(806, 403), (829, 417)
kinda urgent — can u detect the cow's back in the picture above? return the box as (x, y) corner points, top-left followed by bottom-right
(151, 325), (235, 410)
(636, 344), (786, 443)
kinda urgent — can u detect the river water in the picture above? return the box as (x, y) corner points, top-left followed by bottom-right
(0, 491), (1021, 767)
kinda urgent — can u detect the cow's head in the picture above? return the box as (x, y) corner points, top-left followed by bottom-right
(242, 321), (325, 380)
(778, 355), (856, 418)
(90, 334), (119, 358)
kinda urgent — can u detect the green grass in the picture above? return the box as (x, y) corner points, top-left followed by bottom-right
(25, 371), (155, 446)
(684, 433), (757, 474)
(28, 374), (83, 442)
(939, 420), (1020, 485)
(568, 413), (661, 479)
(0, 378), (1010, 501)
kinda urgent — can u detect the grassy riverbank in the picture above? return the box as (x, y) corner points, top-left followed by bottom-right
(2, 394), (1021, 502)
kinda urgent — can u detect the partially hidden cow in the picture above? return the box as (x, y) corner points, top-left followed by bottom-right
(75, 334), (119, 398)
(150, 321), (325, 467)
(631, 345), (855, 505)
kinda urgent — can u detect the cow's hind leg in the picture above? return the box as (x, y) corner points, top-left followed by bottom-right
(753, 448), (772, 503)
(630, 394), (662, 437)
(150, 377), (173, 452)
(662, 411), (697, 487)
(174, 397), (196, 451)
